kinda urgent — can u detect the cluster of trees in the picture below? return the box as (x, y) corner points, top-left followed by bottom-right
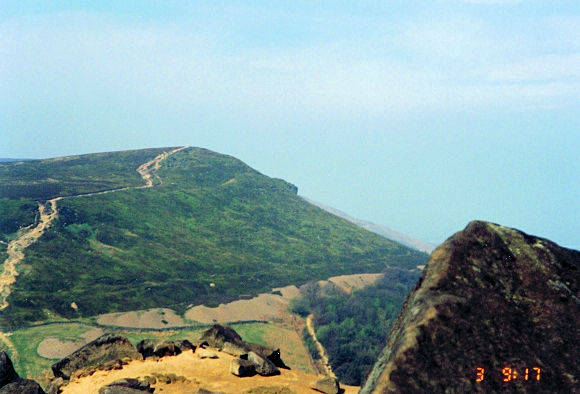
(292, 267), (421, 386)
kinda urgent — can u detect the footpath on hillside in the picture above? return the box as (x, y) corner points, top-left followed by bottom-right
(306, 314), (336, 379)
(0, 146), (188, 360)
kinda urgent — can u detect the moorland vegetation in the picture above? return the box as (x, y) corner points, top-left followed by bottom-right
(0, 147), (428, 327)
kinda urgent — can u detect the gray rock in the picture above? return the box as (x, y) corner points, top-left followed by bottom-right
(246, 351), (279, 376)
(44, 377), (64, 394)
(176, 339), (195, 353)
(51, 334), (141, 380)
(0, 352), (18, 388)
(200, 325), (243, 348)
(0, 379), (45, 394)
(229, 358), (256, 377)
(98, 378), (153, 393)
(311, 376), (340, 394)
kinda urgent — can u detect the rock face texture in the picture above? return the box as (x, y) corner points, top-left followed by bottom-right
(360, 221), (579, 394)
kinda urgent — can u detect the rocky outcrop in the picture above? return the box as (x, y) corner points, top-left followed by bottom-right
(201, 324), (286, 372)
(52, 334), (141, 380)
(136, 339), (194, 360)
(360, 221), (580, 393)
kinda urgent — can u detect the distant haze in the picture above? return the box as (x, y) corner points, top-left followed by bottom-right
(306, 198), (435, 254)
(1, 2), (578, 249)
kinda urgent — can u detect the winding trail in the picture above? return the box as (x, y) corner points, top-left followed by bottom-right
(0, 147), (188, 358)
(306, 314), (336, 379)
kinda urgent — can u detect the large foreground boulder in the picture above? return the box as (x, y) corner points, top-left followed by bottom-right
(52, 334), (141, 380)
(360, 221), (580, 393)
(0, 352), (18, 388)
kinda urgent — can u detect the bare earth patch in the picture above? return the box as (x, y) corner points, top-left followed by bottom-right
(97, 308), (187, 328)
(37, 327), (104, 359)
(324, 273), (383, 294)
(95, 273), (383, 328)
(60, 347), (359, 394)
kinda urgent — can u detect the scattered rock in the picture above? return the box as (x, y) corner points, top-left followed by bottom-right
(200, 325), (243, 348)
(360, 221), (580, 394)
(52, 334), (141, 380)
(0, 378), (45, 394)
(246, 351), (279, 376)
(199, 354), (219, 359)
(136, 339), (182, 359)
(230, 359), (256, 377)
(200, 325), (287, 369)
(44, 377), (64, 394)
(0, 352), (19, 388)
(98, 378), (153, 394)
(176, 339), (195, 352)
(310, 376), (340, 394)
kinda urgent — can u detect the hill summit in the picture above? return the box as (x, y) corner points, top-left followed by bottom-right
(0, 147), (427, 326)
(360, 220), (580, 393)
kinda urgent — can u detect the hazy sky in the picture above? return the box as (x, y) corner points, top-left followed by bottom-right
(1, 1), (579, 249)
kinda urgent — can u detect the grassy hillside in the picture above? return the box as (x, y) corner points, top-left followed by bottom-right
(0, 147), (427, 326)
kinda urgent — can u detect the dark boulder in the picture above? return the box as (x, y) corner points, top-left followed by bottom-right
(0, 379), (45, 394)
(0, 352), (18, 388)
(199, 325), (243, 348)
(229, 358), (256, 377)
(176, 339), (195, 352)
(246, 351), (279, 376)
(52, 334), (141, 380)
(136, 339), (181, 359)
(98, 378), (153, 394)
(245, 345), (288, 369)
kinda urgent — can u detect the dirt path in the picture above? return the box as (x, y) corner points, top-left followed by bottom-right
(0, 147), (188, 361)
(0, 198), (61, 311)
(306, 314), (336, 379)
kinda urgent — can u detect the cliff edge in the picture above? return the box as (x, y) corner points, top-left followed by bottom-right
(360, 221), (579, 393)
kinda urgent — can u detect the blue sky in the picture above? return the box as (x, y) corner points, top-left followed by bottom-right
(1, 1), (579, 249)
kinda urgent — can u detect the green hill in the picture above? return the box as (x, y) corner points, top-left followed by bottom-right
(0, 147), (427, 326)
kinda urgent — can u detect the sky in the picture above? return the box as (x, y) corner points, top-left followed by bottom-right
(1, 1), (579, 249)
